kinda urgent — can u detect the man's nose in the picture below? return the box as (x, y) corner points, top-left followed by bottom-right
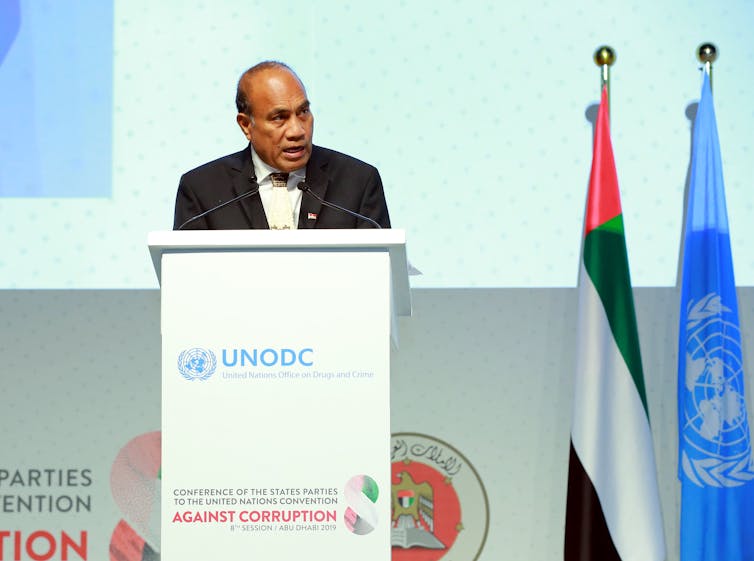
(285, 117), (306, 138)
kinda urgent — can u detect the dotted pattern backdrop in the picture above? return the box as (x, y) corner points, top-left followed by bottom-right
(1, 0), (753, 288)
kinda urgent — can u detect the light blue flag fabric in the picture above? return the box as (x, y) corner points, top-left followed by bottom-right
(678, 72), (754, 561)
(0, 1), (21, 65)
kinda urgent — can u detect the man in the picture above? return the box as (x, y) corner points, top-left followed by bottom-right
(173, 61), (390, 230)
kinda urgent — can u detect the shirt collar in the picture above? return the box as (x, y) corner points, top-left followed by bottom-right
(250, 146), (306, 183)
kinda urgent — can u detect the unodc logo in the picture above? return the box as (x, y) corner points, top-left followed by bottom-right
(177, 348), (217, 381)
(681, 293), (754, 488)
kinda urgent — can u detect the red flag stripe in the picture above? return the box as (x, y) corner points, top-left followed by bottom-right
(584, 86), (622, 236)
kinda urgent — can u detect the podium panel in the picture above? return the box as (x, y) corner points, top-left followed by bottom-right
(154, 237), (399, 561)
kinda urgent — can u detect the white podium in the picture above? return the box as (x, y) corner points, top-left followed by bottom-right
(148, 229), (410, 561)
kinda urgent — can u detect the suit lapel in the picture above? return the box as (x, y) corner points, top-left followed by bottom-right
(298, 147), (328, 229)
(231, 146), (269, 229)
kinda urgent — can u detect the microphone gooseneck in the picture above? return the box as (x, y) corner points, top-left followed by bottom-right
(178, 174), (260, 230)
(297, 181), (381, 229)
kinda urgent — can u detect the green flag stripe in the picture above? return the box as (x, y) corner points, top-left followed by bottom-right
(596, 214), (624, 235)
(583, 223), (649, 415)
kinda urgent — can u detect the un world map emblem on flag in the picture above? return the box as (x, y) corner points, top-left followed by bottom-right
(177, 348), (217, 381)
(681, 293), (754, 488)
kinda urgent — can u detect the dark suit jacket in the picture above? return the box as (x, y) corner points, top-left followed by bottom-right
(173, 145), (390, 229)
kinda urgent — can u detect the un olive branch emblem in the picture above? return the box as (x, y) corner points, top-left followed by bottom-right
(177, 348), (217, 381)
(681, 293), (754, 488)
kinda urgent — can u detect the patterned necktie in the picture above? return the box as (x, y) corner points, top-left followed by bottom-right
(268, 172), (294, 230)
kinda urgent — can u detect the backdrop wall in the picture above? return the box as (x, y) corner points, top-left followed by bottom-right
(1, 0), (753, 288)
(2, 1), (753, 560)
(2, 288), (753, 560)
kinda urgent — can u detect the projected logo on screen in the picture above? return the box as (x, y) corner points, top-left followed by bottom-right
(0, 1), (113, 197)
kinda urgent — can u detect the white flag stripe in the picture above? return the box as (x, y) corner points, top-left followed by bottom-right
(571, 265), (665, 561)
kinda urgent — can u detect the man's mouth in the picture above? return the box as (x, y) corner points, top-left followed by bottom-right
(283, 146), (306, 158)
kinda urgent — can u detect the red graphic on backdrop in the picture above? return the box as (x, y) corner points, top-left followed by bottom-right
(391, 461), (461, 561)
(109, 431), (161, 561)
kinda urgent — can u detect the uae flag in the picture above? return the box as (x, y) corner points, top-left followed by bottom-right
(564, 86), (666, 561)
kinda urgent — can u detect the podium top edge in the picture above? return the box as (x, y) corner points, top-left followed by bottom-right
(147, 229), (407, 250)
(147, 229), (412, 318)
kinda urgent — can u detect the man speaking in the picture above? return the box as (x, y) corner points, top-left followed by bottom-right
(173, 61), (391, 230)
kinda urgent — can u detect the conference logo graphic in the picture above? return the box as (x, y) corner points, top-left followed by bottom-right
(344, 474), (379, 535)
(110, 431), (161, 561)
(681, 293), (754, 487)
(107, 431), (487, 559)
(177, 348), (217, 381)
(390, 433), (488, 561)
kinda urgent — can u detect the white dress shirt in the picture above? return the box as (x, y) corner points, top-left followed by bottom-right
(251, 149), (305, 228)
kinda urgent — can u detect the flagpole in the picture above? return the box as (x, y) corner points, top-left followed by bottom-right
(593, 45), (616, 120)
(679, 39), (754, 561)
(697, 42), (717, 92)
(565, 45), (667, 561)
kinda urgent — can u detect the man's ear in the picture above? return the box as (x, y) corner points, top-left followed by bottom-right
(236, 113), (252, 141)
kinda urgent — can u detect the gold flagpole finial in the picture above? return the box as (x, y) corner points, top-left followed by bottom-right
(697, 43), (717, 90)
(593, 45), (616, 117)
(697, 43), (718, 65)
(594, 46), (616, 68)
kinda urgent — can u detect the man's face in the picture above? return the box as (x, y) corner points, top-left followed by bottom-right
(236, 68), (314, 172)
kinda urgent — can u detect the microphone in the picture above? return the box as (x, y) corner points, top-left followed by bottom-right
(177, 176), (260, 230)
(297, 181), (382, 229)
